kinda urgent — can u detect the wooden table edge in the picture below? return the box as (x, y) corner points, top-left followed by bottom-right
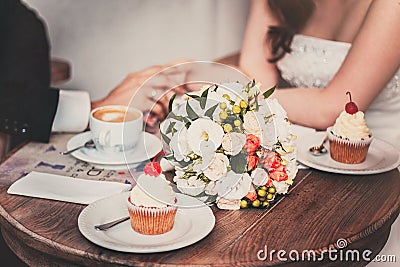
(0, 200), (89, 258)
(1, 169), (399, 266)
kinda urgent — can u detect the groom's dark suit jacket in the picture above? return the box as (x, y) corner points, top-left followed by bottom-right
(0, 0), (59, 143)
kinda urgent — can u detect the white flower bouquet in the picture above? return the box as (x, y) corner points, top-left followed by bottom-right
(160, 81), (298, 210)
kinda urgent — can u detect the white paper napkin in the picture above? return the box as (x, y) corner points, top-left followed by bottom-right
(7, 171), (131, 205)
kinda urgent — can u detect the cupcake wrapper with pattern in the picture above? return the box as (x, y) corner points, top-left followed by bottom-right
(327, 127), (372, 164)
(127, 198), (177, 235)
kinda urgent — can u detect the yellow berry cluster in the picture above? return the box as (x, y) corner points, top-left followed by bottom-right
(218, 94), (249, 133)
(240, 186), (277, 209)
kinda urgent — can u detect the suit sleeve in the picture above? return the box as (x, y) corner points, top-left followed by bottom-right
(0, 0), (59, 143)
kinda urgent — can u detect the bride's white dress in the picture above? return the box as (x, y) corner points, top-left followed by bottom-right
(277, 34), (400, 265)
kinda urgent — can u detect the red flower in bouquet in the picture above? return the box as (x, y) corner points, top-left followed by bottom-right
(269, 165), (289, 182)
(265, 178), (273, 187)
(246, 155), (259, 171)
(262, 151), (281, 170)
(244, 184), (257, 201)
(244, 134), (261, 154)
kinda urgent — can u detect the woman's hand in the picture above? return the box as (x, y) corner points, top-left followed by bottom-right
(91, 59), (192, 133)
(92, 59), (191, 122)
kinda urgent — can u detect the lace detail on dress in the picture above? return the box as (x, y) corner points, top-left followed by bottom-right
(277, 34), (400, 100)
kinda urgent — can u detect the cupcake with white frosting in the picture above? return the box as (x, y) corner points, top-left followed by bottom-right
(328, 92), (372, 164)
(127, 162), (177, 235)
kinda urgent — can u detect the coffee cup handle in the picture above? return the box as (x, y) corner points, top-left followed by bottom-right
(99, 130), (111, 147)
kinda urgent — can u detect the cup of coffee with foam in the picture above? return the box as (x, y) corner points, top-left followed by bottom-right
(90, 105), (143, 154)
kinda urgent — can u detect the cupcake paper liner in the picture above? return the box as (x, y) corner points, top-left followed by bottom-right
(327, 127), (372, 164)
(127, 197), (177, 235)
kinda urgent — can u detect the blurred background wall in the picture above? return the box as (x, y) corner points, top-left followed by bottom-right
(22, 0), (250, 101)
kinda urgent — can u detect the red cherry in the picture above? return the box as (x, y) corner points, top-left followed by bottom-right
(345, 91), (358, 114)
(143, 162), (162, 176)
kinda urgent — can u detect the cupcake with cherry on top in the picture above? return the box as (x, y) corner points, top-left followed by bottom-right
(327, 92), (372, 164)
(127, 162), (177, 235)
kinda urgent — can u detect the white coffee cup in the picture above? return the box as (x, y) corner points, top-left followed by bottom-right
(90, 105), (143, 154)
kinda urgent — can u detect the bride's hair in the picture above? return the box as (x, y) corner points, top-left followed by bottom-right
(267, 0), (315, 62)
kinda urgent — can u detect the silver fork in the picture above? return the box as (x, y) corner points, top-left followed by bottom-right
(94, 216), (130, 231)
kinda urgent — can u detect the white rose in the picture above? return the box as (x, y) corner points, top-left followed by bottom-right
(275, 119), (290, 142)
(187, 118), (224, 156)
(243, 111), (262, 137)
(221, 132), (246, 156)
(272, 180), (290, 194)
(216, 171), (252, 200)
(204, 181), (218, 195)
(257, 122), (274, 147)
(266, 98), (287, 119)
(216, 197), (241, 210)
(170, 127), (191, 161)
(251, 168), (270, 186)
(202, 153), (229, 181)
(258, 98), (292, 146)
(174, 176), (206, 197)
(260, 122), (277, 147)
(284, 157), (298, 180)
(261, 118), (291, 147)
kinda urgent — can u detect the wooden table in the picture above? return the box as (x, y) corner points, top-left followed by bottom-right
(0, 138), (399, 266)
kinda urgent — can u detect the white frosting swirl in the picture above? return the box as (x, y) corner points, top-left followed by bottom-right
(130, 174), (176, 208)
(332, 111), (371, 140)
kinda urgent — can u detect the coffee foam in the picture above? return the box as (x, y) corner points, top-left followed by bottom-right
(100, 112), (124, 122)
(93, 108), (139, 123)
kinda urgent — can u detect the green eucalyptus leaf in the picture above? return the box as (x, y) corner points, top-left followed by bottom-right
(165, 121), (176, 134)
(160, 132), (171, 145)
(169, 112), (182, 122)
(164, 155), (175, 161)
(186, 102), (199, 120)
(168, 93), (177, 113)
(262, 85), (276, 99)
(201, 88), (209, 98)
(182, 116), (191, 124)
(186, 94), (200, 101)
(204, 103), (218, 119)
(200, 97), (207, 110)
(230, 153), (248, 174)
(174, 116), (185, 122)
(200, 89), (209, 109)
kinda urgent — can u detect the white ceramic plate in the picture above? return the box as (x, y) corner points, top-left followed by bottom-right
(67, 132), (162, 165)
(78, 192), (215, 253)
(297, 132), (400, 175)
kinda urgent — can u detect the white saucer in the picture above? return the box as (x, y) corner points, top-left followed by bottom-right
(297, 132), (400, 175)
(67, 131), (162, 165)
(78, 192), (215, 253)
